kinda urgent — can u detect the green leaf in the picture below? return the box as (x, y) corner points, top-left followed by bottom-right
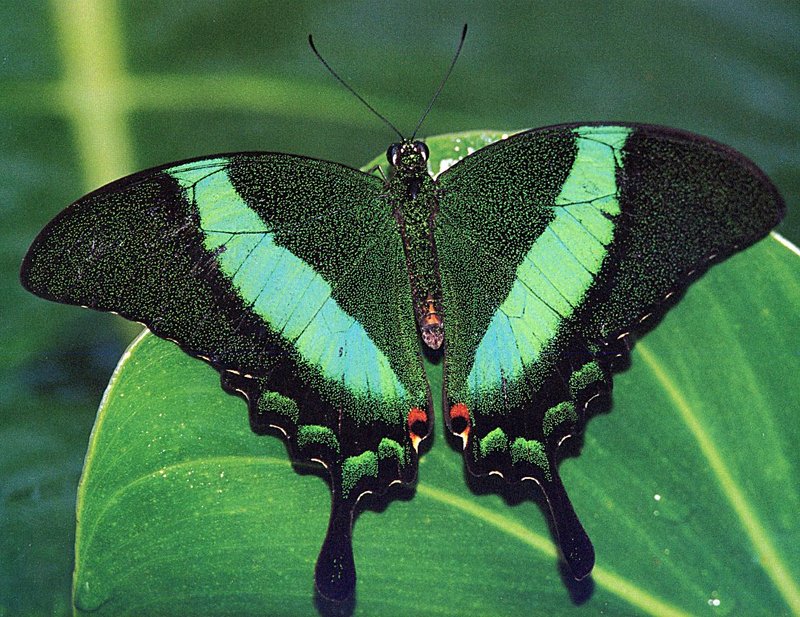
(73, 133), (800, 616)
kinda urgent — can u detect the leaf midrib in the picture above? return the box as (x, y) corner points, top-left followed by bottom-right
(416, 482), (694, 617)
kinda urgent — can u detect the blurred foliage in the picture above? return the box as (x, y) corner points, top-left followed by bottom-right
(1, 1), (798, 615)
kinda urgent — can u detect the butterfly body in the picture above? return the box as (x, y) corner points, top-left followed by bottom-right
(21, 123), (784, 602)
(388, 139), (446, 350)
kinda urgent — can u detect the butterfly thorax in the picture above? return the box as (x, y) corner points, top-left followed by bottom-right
(386, 140), (444, 351)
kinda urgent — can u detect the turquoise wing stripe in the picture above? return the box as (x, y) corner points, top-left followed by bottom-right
(527, 227), (593, 305)
(467, 126), (632, 393)
(504, 284), (553, 357)
(169, 160), (408, 402)
(503, 279), (559, 345)
(468, 311), (517, 393)
(562, 197), (616, 245)
(516, 254), (573, 316)
(268, 263), (321, 333)
(550, 208), (605, 271)
(555, 125), (628, 207)
(468, 277), (560, 395)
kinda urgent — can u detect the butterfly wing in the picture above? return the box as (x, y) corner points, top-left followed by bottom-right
(434, 123), (784, 577)
(21, 153), (431, 600)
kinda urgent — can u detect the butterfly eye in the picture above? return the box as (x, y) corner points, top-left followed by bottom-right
(386, 143), (402, 166)
(413, 141), (429, 161)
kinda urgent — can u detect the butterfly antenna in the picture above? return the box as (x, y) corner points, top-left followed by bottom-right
(309, 34), (404, 140)
(410, 23), (468, 140)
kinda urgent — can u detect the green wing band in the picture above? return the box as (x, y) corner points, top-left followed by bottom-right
(170, 160), (409, 404)
(467, 126), (630, 397)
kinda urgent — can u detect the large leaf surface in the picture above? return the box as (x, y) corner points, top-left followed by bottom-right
(73, 133), (800, 616)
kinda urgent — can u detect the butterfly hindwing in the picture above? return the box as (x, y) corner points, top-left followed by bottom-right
(434, 123), (784, 576)
(21, 153), (431, 600)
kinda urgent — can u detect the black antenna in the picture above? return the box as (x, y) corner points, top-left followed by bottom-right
(309, 24), (468, 141)
(411, 23), (468, 140)
(309, 34), (404, 140)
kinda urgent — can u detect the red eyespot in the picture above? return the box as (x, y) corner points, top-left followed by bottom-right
(407, 407), (429, 451)
(448, 403), (471, 449)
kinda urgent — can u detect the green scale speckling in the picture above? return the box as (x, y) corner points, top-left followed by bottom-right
(21, 118), (784, 603)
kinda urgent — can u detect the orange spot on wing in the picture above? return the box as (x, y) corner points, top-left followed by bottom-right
(448, 402), (471, 450)
(407, 407), (428, 426)
(449, 402), (469, 421)
(407, 407), (429, 452)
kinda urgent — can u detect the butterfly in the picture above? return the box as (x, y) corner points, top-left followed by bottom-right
(20, 26), (785, 602)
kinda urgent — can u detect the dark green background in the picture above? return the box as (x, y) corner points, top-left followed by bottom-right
(1, 1), (798, 615)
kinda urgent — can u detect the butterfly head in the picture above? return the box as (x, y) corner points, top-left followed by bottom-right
(386, 140), (429, 172)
